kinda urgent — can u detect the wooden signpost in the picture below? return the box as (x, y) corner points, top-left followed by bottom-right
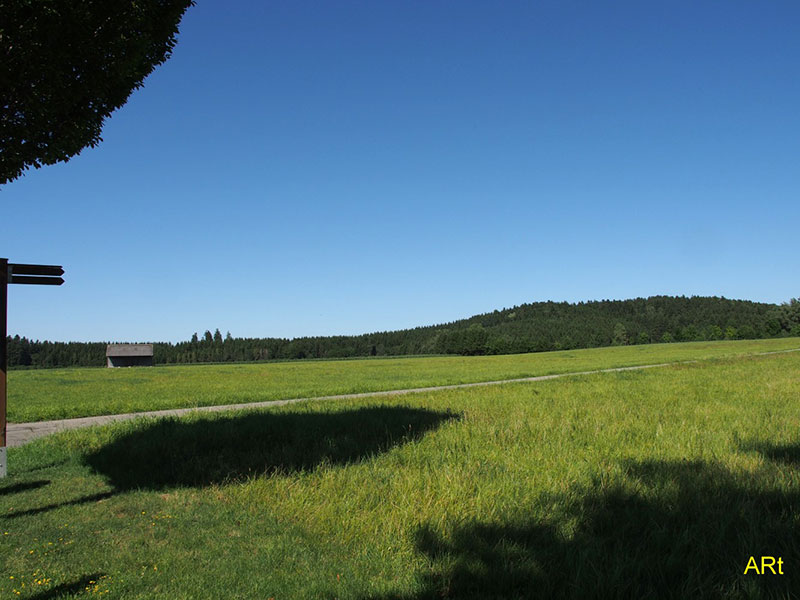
(1, 258), (65, 477)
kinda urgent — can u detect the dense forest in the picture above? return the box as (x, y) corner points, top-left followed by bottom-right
(6, 296), (800, 369)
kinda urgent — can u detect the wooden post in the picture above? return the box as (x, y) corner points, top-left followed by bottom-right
(1, 258), (7, 478)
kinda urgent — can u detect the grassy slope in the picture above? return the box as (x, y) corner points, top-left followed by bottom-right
(2, 350), (800, 598)
(8, 337), (800, 422)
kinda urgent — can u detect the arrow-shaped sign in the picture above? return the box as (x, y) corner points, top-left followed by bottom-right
(8, 264), (64, 277)
(9, 275), (64, 285)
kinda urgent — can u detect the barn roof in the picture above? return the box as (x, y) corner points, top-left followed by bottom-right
(106, 344), (154, 357)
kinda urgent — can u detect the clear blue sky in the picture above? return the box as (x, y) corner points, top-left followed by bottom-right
(3, 1), (799, 343)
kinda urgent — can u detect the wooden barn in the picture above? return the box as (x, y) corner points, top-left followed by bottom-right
(106, 344), (154, 368)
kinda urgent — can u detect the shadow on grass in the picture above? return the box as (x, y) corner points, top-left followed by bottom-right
(5, 491), (114, 519)
(25, 573), (105, 600)
(85, 406), (456, 490)
(369, 455), (800, 599)
(0, 479), (50, 496)
(743, 441), (800, 467)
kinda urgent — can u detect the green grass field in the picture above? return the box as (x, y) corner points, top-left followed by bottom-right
(8, 337), (800, 422)
(2, 345), (800, 598)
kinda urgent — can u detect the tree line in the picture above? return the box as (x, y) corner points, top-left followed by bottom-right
(6, 296), (800, 369)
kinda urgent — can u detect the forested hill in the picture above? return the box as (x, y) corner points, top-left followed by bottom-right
(7, 296), (800, 368)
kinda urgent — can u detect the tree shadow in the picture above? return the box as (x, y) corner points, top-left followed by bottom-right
(742, 441), (800, 467)
(85, 406), (456, 490)
(369, 455), (800, 599)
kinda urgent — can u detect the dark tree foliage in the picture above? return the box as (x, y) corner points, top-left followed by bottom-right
(777, 299), (800, 335)
(0, 0), (194, 184)
(7, 296), (799, 369)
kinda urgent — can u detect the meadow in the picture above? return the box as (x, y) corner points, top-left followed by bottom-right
(8, 337), (800, 422)
(2, 347), (800, 598)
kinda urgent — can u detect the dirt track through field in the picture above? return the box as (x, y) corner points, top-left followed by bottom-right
(7, 348), (799, 447)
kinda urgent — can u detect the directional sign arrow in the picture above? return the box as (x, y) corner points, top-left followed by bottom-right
(9, 276), (64, 285)
(8, 264), (64, 277)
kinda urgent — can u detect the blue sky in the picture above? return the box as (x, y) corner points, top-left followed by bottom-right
(3, 1), (799, 343)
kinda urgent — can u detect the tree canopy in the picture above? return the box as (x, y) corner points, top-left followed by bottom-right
(0, 0), (194, 184)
